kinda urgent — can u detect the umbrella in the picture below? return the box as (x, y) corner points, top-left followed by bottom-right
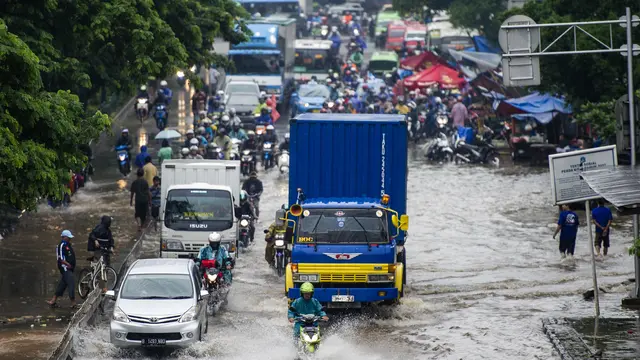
(155, 129), (182, 140)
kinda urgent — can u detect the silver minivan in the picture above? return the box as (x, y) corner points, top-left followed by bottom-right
(106, 259), (208, 348)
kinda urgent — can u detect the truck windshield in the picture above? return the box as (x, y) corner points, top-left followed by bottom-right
(298, 208), (388, 244)
(388, 29), (405, 38)
(294, 49), (330, 73)
(228, 54), (281, 75)
(164, 189), (233, 231)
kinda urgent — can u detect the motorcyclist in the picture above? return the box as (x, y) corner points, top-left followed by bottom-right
(242, 171), (263, 217)
(288, 282), (328, 341)
(234, 190), (256, 240)
(263, 124), (278, 144)
(279, 132), (290, 152)
(208, 98), (225, 116)
(407, 100), (419, 139)
(191, 89), (207, 119)
(229, 123), (248, 141)
(253, 96), (269, 115)
(115, 129), (133, 164)
(152, 88), (167, 109)
(217, 114), (232, 134)
(343, 69), (354, 85)
(202, 119), (214, 141)
(349, 47), (364, 67)
(308, 75), (318, 85)
(159, 80), (172, 105)
(242, 131), (259, 152)
(395, 98), (410, 115)
(197, 232), (232, 285)
(264, 220), (287, 268)
(228, 108), (243, 128)
(256, 107), (273, 126)
(187, 145), (204, 159)
(184, 129), (196, 148)
(134, 85), (150, 112)
(87, 215), (115, 265)
(212, 127), (233, 160)
(181, 147), (190, 159)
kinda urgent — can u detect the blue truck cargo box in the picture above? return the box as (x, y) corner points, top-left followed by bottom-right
(289, 113), (408, 243)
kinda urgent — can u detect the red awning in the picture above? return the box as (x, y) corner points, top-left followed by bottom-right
(403, 64), (466, 89)
(400, 52), (446, 71)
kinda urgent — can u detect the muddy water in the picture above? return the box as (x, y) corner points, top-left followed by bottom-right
(71, 142), (636, 359)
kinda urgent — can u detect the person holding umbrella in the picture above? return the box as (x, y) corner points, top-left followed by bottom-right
(158, 139), (173, 164)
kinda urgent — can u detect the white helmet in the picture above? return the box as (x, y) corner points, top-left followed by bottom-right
(121, 129), (129, 133)
(208, 232), (222, 243)
(190, 145), (198, 151)
(221, 115), (230, 122)
(217, 90), (224, 96)
(266, 125), (275, 131)
(190, 138), (199, 146)
(435, 97), (442, 104)
(186, 129), (194, 135)
(140, 85), (147, 91)
(198, 126), (206, 134)
(260, 91), (267, 98)
(408, 101), (417, 109)
(525, 124), (533, 131)
(284, 132), (290, 140)
(181, 147), (189, 155)
(160, 80), (168, 87)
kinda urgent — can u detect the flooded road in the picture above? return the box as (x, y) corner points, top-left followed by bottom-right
(71, 143), (637, 359)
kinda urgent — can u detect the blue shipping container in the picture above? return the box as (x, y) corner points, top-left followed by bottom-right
(289, 113), (408, 243)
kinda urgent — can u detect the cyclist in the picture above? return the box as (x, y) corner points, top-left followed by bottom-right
(87, 215), (115, 265)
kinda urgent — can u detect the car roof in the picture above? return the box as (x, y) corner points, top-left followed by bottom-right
(128, 259), (193, 275)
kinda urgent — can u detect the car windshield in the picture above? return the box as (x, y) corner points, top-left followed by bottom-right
(388, 29), (405, 38)
(356, 79), (385, 96)
(228, 54), (281, 75)
(298, 208), (388, 244)
(294, 49), (330, 73)
(369, 60), (397, 72)
(227, 84), (258, 94)
(298, 85), (331, 98)
(120, 274), (193, 299)
(228, 94), (259, 107)
(164, 189), (233, 231)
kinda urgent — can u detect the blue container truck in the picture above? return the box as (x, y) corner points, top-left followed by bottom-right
(283, 113), (409, 308)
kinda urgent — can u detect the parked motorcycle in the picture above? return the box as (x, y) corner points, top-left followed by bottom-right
(290, 306), (325, 354)
(262, 142), (274, 169)
(115, 145), (130, 176)
(240, 150), (256, 176)
(154, 104), (168, 130)
(278, 150), (290, 174)
(273, 231), (288, 277)
(453, 130), (500, 167)
(424, 132), (454, 163)
(135, 98), (149, 122)
(238, 215), (253, 253)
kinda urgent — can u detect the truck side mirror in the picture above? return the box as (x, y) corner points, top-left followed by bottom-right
(399, 214), (409, 231)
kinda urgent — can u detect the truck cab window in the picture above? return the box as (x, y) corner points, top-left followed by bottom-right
(298, 209), (388, 244)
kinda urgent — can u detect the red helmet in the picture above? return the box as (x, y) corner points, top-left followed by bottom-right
(266, 99), (274, 106)
(320, 108), (328, 113)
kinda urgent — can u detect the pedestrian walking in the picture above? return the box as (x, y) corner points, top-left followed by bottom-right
(592, 199), (613, 258)
(130, 168), (151, 231)
(158, 139), (173, 164)
(47, 230), (77, 308)
(150, 176), (161, 230)
(142, 156), (158, 187)
(553, 204), (579, 259)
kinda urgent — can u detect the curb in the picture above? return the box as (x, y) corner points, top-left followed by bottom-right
(47, 222), (152, 360)
(542, 318), (594, 360)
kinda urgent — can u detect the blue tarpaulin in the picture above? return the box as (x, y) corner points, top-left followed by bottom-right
(471, 36), (501, 54)
(498, 92), (572, 124)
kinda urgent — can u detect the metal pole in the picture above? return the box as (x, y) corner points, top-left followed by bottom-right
(586, 200), (600, 317)
(625, 7), (640, 298)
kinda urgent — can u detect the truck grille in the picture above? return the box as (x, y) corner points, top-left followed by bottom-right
(320, 274), (367, 283)
(184, 243), (205, 252)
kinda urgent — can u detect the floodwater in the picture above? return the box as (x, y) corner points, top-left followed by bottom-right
(71, 132), (638, 359)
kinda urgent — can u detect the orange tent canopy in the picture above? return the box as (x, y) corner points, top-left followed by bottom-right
(403, 64), (465, 90)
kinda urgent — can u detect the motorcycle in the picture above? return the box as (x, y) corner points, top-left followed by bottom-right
(211, 147), (226, 160)
(238, 215), (253, 253)
(262, 142), (274, 169)
(115, 145), (130, 176)
(230, 138), (242, 160)
(255, 124), (266, 142)
(273, 231), (288, 277)
(154, 104), (168, 130)
(319, 25), (329, 39)
(240, 149), (256, 176)
(290, 306), (325, 354)
(135, 98), (149, 122)
(278, 150), (290, 174)
(200, 258), (234, 315)
(452, 130), (500, 167)
(424, 132), (454, 163)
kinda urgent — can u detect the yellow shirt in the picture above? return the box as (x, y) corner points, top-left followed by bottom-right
(143, 163), (158, 187)
(395, 104), (409, 115)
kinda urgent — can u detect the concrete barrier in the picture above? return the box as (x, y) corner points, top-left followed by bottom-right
(542, 318), (594, 360)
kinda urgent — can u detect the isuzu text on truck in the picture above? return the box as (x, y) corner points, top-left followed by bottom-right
(282, 114), (409, 308)
(160, 160), (240, 258)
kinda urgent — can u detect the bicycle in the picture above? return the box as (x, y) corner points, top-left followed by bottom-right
(77, 247), (118, 299)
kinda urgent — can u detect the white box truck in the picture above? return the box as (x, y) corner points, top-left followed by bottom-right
(160, 160), (241, 258)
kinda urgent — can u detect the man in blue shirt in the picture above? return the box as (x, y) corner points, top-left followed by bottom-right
(48, 230), (77, 308)
(592, 199), (613, 257)
(553, 204), (579, 258)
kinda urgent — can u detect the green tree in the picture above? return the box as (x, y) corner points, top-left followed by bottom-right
(448, 0), (505, 43)
(499, 0), (640, 104)
(0, 21), (111, 210)
(575, 101), (617, 140)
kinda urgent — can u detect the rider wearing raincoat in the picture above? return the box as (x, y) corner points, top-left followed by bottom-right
(197, 232), (232, 284)
(288, 282), (328, 340)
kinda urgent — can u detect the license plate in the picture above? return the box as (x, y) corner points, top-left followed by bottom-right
(141, 338), (166, 346)
(311, 109), (320, 113)
(331, 295), (354, 302)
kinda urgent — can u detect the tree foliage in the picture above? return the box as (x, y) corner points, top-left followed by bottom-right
(499, 0), (640, 104)
(0, 20), (111, 210)
(574, 101), (617, 140)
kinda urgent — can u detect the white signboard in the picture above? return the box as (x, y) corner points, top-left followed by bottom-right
(548, 145), (617, 205)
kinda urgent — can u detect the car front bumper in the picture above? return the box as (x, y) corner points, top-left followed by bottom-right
(110, 319), (202, 349)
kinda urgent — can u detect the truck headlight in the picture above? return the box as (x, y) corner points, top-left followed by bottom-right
(368, 274), (394, 282)
(239, 219), (249, 227)
(293, 274), (319, 282)
(162, 239), (184, 251)
(275, 239), (285, 247)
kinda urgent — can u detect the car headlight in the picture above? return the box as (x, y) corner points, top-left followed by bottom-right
(112, 306), (130, 323)
(179, 306), (197, 323)
(240, 219), (249, 227)
(275, 239), (285, 247)
(162, 239), (184, 251)
(304, 103), (309, 107)
(176, 70), (185, 78)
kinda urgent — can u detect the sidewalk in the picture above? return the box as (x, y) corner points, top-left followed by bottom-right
(0, 83), (190, 358)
